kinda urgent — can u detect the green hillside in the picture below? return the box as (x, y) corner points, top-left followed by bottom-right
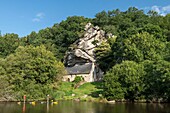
(54, 82), (104, 102)
(0, 7), (170, 102)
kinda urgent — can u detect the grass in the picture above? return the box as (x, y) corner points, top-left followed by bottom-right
(54, 81), (104, 102)
(74, 82), (103, 96)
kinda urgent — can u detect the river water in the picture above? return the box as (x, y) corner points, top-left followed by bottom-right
(0, 101), (170, 113)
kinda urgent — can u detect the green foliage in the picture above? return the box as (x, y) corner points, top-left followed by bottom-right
(140, 24), (166, 40)
(164, 42), (170, 61)
(91, 40), (99, 45)
(95, 41), (112, 72)
(103, 61), (145, 101)
(103, 74), (124, 100)
(0, 58), (15, 101)
(112, 32), (166, 63)
(55, 82), (103, 101)
(0, 76), (15, 101)
(21, 16), (91, 60)
(73, 76), (83, 84)
(0, 33), (20, 58)
(93, 8), (170, 101)
(103, 59), (170, 101)
(1, 7), (170, 102)
(2, 45), (65, 100)
(143, 60), (170, 101)
(94, 10), (109, 26)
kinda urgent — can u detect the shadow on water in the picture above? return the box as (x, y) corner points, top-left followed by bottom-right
(0, 101), (170, 113)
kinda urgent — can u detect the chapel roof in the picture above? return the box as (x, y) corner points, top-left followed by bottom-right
(65, 63), (92, 75)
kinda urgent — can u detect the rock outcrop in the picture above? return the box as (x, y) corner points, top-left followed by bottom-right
(63, 23), (113, 82)
(64, 23), (110, 66)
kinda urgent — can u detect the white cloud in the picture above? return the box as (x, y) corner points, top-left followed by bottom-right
(36, 13), (45, 18)
(32, 12), (45, 22)
(32, 18), (40, 22)
(150, 5), (170, 16)
(162, 5), (170, 13)
(151, 6), (161, 14)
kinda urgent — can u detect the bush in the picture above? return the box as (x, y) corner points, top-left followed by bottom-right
(73, 76), (83, 84)
(3, 45), (65, 100)
(103, 61), (145, 101)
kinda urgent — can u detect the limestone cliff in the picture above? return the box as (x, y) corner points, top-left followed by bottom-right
(64, 23), (112, 67)
(63, 23), (114, 82)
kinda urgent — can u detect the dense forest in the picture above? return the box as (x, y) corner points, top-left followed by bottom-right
(0, 7), (170, 102)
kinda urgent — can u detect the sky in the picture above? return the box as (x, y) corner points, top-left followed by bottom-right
(0, 0), (170, 37)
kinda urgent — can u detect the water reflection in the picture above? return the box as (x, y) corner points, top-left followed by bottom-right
(46, 102), (49, 113)
(0, 101), (170, 113)
(22, 103), (26, 113)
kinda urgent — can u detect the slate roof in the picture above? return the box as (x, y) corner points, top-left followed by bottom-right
(65, 63), (92, 75)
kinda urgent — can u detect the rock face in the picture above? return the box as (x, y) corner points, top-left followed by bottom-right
(64, 23), (107, 66)
(63, 23), (112, 82)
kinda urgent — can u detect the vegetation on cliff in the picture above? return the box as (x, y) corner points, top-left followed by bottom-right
(0, 7), (170, 102)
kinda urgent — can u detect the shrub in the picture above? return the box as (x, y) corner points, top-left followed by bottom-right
(73, 76), (83, 84)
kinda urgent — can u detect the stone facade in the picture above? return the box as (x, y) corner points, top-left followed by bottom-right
(62, 63), (103, 82)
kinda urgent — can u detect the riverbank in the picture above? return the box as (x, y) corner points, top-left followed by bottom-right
(54, 82), (105, 102)
(48, 82), (170, 104)
(0, 81), (169, 103)
(0, 82), (104, 102)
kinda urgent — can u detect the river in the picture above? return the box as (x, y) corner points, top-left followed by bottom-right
(0, 101), (170, 113)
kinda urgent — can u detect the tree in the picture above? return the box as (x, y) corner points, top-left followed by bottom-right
(143, 60), (170, 101)
(52, 16), (90, 50)
(0, 33), (20, 58)
(139, 23), (165, 40)
(23, 16), (91, 60)
(95, 36), (116, 72)
(162, 14), (170, 41)
(4, 45), (65, 99)
(0, 58), (15, 101)
(103, 72), (124, 100)
(103, 61), (145, 101)
(112, 32), (166, 63)
(164, 42), (170, 61)
(147, 10), (159, 17)
(93, 11), (109, 26)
